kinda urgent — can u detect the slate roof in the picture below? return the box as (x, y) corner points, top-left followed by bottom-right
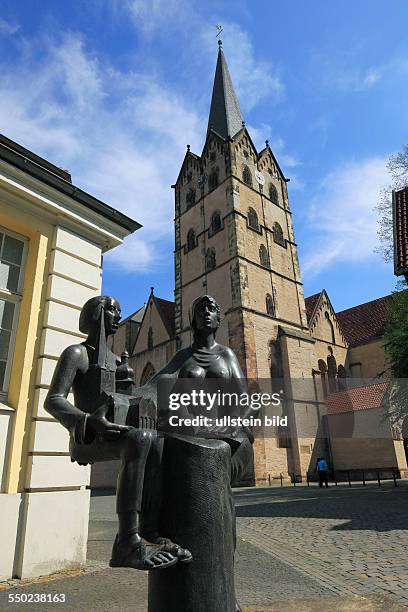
(325, 382), (388, 415)
(118, 304), (146, 327)
(207, 42), (244, 140)
(130, 305), (146, 324)
(304, 292), (321, 325)
(154, 297), (175, 338)
(336, 295), (392, 347)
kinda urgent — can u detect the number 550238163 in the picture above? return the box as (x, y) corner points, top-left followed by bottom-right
(8, 593), (66, 603)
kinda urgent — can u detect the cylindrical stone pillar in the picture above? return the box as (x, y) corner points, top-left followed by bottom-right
(148, 435), (236, 612)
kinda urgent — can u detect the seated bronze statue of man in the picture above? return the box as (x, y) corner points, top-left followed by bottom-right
(44, 295), (191, 571)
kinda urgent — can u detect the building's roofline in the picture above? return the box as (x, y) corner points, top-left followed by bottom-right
(0, 133), (141, 234)
(336, 294), (393, 347)
(154, 296), (175, 338)
(118, 304), (146, 326)
(325, 382), (388, 415)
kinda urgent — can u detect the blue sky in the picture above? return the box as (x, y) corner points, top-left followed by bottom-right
(1, 0), (407, 317)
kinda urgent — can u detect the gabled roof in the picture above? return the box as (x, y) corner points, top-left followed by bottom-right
(117, 304), (146, 327)
(154, 297), (175, 338)
(336, 295), (392, 347)
(173, 148), (201, 187)
(131, 304), (146, 324)
(207, 42), (244, 141)
(325, 382), (388, 415)
(305, 289), (347, 346)
(257, 142), (288, 183)
(305, 292), (321, 325)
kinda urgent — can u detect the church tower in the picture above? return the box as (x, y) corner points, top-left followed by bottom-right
(173, 42), (316, 482)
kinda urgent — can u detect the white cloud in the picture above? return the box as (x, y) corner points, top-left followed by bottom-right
(123, 6), (285, 113)
(0, 31), (203, 273)
(301, 157), (389, 277)
(124, 0), (191, 35)
(311, 46), (383, 94)
(104, 235), (155, 272)
(0, 18), (19, 36)
(0, 18), (287, 273)
(332, 66), (382, 92)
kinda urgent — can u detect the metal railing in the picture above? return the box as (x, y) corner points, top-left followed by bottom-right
(266, 467), (400, 487)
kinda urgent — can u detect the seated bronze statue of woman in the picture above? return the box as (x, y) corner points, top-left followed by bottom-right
(136, 294), (254, 494)
(44, 295), (190, 571)
(136, 295), (253, 612)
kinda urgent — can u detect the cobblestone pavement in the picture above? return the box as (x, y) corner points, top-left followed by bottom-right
(0, 484), (407, 611)
(235, 480), (408, 607)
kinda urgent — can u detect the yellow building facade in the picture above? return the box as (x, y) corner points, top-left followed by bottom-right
(0, 134), (139, 579)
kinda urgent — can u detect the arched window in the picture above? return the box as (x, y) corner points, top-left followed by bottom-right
(259, 244), (270, 268)
(140, 362), (156, 385)
(186, 229), (196, 251)
(269, 184), (279, 204)
(208, 169), (219, 191)
(266, 293), (275, 317)
(273, 222), (285, 246)
(210, 210), (222, 235)
(147, 326), (154, 350)
(186, 188), (196, 207)
(247, 207), (259, 231)
(325, 312), (336, 344)
(243, 166), (252, 186)
(205, 247), (216, 271)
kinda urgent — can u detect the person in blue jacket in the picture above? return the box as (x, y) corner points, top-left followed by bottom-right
(316, 457), (329, 488)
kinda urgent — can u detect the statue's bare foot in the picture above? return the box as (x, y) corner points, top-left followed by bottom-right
(109, 533), (178, 570)
(150, 536), (193, 564)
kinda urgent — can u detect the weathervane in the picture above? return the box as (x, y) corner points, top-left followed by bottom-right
(215, 24), (223, 39)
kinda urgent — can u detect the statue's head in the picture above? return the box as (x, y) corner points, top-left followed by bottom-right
(189, 295), (221, 335)
(79, 296), (121, 336)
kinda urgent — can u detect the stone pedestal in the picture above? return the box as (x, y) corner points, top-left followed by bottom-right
(148, 435), (236, 612)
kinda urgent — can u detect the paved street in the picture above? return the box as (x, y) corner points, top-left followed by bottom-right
(235, 481), (408, 607)
(0, 482), (407, 610)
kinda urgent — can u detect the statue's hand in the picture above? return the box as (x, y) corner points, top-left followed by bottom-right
(87, 396), (133, 441)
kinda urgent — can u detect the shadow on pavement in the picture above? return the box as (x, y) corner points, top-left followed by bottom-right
(234, 484), (408, 531)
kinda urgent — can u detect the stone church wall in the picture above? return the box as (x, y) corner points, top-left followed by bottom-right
(346, 338), (388, 378)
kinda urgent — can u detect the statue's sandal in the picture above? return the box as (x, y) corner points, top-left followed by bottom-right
(153, 537), (193, 564)
(109, 535), (178, 570)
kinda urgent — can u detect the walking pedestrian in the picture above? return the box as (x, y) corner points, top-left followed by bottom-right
(316, 457), (329, 488)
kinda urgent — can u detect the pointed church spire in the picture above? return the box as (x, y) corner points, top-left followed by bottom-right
(207, 40), (244, 140)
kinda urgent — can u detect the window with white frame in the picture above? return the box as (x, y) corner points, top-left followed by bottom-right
(0, 227), (26, 396)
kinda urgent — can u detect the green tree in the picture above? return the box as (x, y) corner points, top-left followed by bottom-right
(375, 144), (408, 263)
(376, 145), (408, 420)
(383, 282), (408, 378)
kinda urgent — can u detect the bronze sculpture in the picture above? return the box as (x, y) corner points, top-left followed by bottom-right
(138, 295), (253, 611)
(46, 293), (252, 610)
(44, 295), (190, 570)
(137, 294), (254, 484)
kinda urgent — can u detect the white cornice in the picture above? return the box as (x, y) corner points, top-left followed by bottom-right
(0, 160), (131, 251)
